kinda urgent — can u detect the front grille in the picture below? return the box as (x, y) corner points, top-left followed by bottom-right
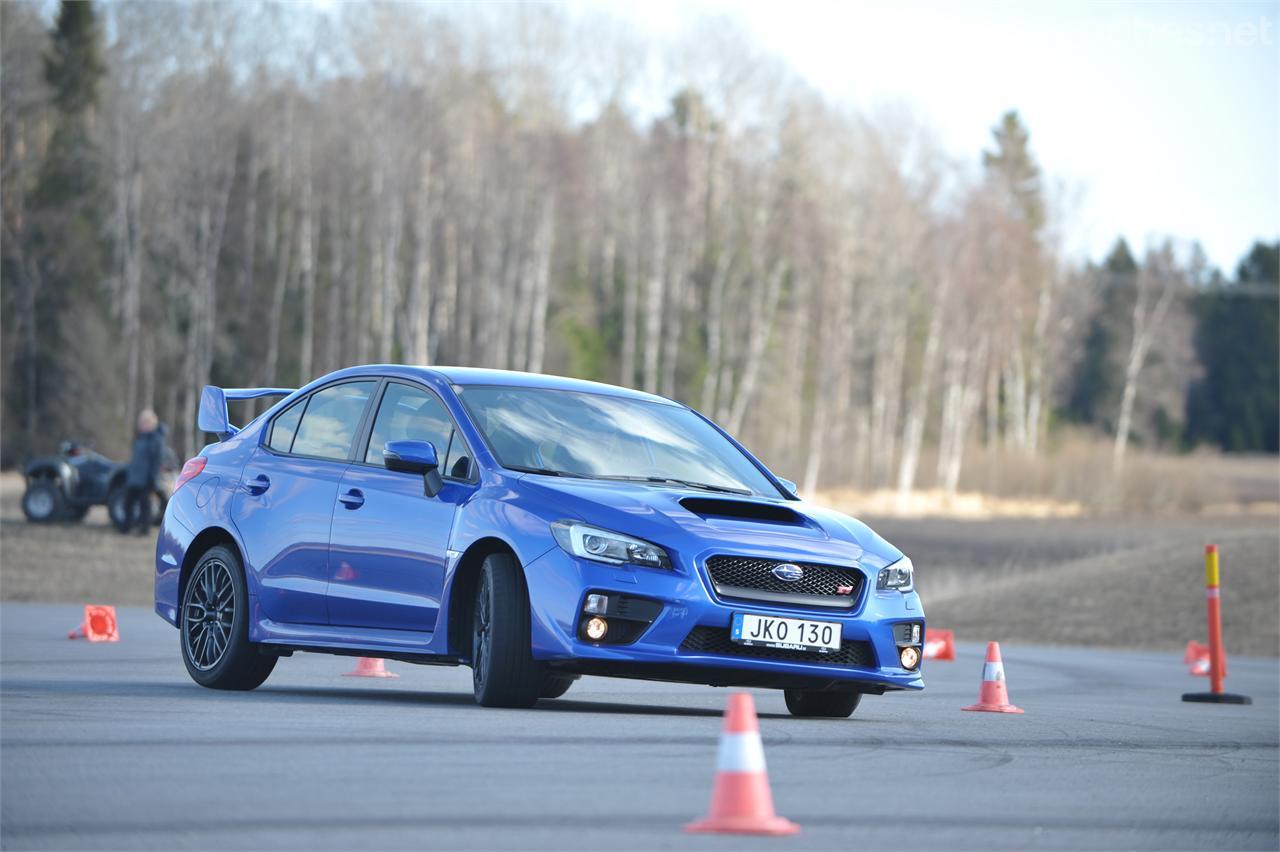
(680, 626), (876, 669)
(705, 555), (864, 609)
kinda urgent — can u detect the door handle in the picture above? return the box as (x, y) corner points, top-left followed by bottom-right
(338, 489), (365, 509)
(244, 474), (271, 494)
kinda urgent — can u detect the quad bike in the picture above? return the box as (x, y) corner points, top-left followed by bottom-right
(21, 441), (171, 528)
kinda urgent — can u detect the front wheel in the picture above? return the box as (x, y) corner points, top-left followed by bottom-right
(22, 480), (64, 523)
(539, 673), (577, 700)
(471, 552), (544, 708)
(181, 545), (276, 690)
(784, 689), (862, 718)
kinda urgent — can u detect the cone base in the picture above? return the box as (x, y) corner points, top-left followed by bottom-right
(962, 703), (1024, 713)
(1182, 692), (1251, 705)
(343, 670), (399, 678)
(685, 815), (800, 836)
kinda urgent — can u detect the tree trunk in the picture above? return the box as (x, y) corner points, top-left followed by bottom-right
(726, 259), (785, 434)
(642, 197), (666, 394)
(897, 275), (948, 496)
(406, 150), (434, 365)
(619, 205), (641, 388)
(297, 146), (317, 385)
(526, 194), (555, 373)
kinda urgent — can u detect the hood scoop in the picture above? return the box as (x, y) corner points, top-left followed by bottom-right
(679, 497), (803, 525)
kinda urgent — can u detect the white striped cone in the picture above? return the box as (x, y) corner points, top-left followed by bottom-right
(685, 692), (799, 835)
(962, 642), (1024, 714)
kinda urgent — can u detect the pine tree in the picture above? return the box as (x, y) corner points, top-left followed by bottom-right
(982, 110), (1044, 234)
(1184, 242), (1279, 452)
(1066, 238), (1137, 427)
(10, 0), (110, 454)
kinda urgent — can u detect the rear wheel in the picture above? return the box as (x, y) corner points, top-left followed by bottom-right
(181, 545), (276, 690)
(107, 483), (129, 531)
(22, 480), (64, 523)
(471, 552), (544, 708)
(783, 689), (861, 718)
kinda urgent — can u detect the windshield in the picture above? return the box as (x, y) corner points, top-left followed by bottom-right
(458, 386), (783, 497)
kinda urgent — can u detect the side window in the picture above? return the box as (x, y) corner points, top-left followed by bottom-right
(267, 398), (306, 453)
(365, 383), (455, 468)
(290, 381), (376, 460)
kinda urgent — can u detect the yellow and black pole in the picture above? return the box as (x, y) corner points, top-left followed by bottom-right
(1182, 545), (1251, 705)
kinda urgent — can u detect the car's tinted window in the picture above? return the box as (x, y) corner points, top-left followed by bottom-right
(289, 381), (376, 460)
(365, 383), (455, 468)
(267, 398), (306, 453)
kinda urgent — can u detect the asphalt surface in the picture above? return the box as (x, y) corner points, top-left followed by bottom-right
(2, 603), (1276, 850)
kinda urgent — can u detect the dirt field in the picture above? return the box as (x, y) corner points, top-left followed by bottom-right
(1, 472), (1276, 655)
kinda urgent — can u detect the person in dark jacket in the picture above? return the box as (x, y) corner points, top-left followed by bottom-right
(123, 410), (167, 535)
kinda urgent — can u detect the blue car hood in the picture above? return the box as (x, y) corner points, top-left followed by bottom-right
(517, 476), (903, 570)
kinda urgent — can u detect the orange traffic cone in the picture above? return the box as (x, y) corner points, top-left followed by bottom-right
(1183, 640), (1221, 677)
(67, 605), (119, 642)
(685, 692), (800, 836)
(343, 657), (398, 678)
(961, 641), (1023, 714)
(923, 628), (955, 661)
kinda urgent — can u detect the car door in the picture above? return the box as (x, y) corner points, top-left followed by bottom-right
(232, 380), (377, 626)
(326, 380), (477, 632)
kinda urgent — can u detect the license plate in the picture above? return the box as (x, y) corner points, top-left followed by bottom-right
(730, 612), (841, 653)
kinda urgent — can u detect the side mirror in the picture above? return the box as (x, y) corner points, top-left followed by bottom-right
(384, 440), (443, 498)
(777, 477), (798, 495)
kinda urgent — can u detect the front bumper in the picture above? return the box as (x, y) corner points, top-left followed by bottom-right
(523, 546), (925, 692)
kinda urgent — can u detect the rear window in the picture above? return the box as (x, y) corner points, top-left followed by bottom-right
(289, 381), (376, 460)
(267, 399), (306, 453)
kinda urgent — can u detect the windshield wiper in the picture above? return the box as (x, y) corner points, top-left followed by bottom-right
(507, 465), (595, 479)
(598, 475), (751, 495)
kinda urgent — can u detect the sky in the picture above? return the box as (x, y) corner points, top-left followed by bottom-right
(586, 0), (1279, 272)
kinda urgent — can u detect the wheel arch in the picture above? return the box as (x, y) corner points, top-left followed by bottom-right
(446, 536), (520, 658)
(179, 526), (245, 612)
(24, 458), (75, 497)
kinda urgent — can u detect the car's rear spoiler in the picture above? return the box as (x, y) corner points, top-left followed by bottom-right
(197, 386), (295, 441)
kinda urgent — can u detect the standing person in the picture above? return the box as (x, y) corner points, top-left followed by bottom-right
(122, 409), (167, 535)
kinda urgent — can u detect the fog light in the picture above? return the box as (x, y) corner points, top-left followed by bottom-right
(583, 593), (608, 615)
(900, 646), (920, 670)
(584, 616), (609, 641)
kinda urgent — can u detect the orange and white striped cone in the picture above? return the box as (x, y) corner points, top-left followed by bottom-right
(685, 692), (800, 836)
(342, 657), (398, 678)
(961, 642), (1024, 714)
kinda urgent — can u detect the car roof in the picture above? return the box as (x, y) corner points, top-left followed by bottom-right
(335, 365), (681, 407)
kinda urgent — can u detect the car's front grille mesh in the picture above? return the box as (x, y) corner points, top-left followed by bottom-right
(705, 555), (863, 605)
(679, 626), (876, 668)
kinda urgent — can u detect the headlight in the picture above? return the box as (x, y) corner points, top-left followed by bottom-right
(877, 557), (914, 592)
(551, 521), (672, 569)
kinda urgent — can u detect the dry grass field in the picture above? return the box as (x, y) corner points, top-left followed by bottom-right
(2, 470), (1276, 655)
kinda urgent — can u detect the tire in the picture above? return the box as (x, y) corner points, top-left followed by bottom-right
(539, 673), (577, 700)
(181, 545), (276, 690)
(107, 483), (129, 532)
(471, 552), (544, 708)
(22, 480), (64, 523)
(784, 689), (862, 718)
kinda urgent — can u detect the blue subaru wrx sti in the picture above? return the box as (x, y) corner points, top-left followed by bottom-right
(155, 366), (924, 716)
